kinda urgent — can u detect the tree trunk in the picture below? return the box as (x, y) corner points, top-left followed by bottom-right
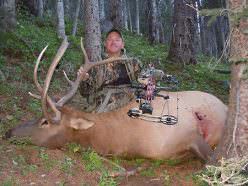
(157, 0), (165, 43)
(209, 0), (248, 164)
(161, 0), (173, 45)
(167, 0), (197, 64)
(200, 16), (217, 56)
(147, 0), (159, 44)
(127, 0), (132, 32)
(84, 0), (102, 91)
(215, 15), (230, 59)
(72, 0), (81, 36)
(109, 0), (124, 29)
(0, 0), (16, 32)
(99, 0), (105, 21)
(84, 0), (101, 62)
(159, 22), (165, 43)
(123, 0), (128, 30)
(63, 0), (70, 18)
(135, 0), (140, 34)
(57, 0), (66, 39)
(16, 0), (37, 16)
(37, 0), (44, 18)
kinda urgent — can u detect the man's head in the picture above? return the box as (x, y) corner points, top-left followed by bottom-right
(105, 29), (124, 57)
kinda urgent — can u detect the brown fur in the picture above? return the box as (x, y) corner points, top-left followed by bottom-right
(7, 91), (227, 161)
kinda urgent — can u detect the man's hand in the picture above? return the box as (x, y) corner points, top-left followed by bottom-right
(77, 66), (90, 81)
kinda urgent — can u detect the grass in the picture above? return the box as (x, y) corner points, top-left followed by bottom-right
(12, 154), (38, 175)
(82, 148), (104, 172)
(123, 31), (168, 64)
(8, 136), (33, 146)
(66, 142), (83, 154)
(1, 177), (17, 186)
(0, 9), (231, 186)
(60, 156), (74, 174)
(39, 148), (57, 171)
(140, 167), (156, 177)
(99, 170), (117, 186)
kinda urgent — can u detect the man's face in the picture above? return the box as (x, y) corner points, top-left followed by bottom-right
(105, 32), (124, 56)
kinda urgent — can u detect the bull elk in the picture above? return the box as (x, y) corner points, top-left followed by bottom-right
(5, 37), (227, 161)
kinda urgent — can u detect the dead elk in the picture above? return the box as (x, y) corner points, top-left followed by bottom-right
(5, 38), (227, 161)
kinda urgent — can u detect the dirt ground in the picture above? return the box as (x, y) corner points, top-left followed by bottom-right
(0, 57), (206, 186)
(0, 94), (206, 186)
(0, 138), (204, 186)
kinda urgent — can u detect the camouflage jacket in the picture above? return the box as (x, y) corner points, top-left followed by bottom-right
(79, 51), (142, 112)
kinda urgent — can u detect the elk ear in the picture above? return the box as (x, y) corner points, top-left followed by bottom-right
(69, 118), (95, 130)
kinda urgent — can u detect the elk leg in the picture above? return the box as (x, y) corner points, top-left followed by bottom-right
(98, 156), (145, 177)
(109, 167), (145, 177)
(190, 134), (213, 162)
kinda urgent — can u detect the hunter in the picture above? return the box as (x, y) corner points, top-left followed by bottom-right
(78, 28), (142, 112)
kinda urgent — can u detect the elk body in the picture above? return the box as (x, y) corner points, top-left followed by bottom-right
(5, 38), (227, 161)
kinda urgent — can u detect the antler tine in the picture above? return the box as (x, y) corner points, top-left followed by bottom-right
(56, 36), (130, 107)
(42, 37), (69, 123)
(34, 45), (60, 120)
(80, 37), (90, 64)
(28, 92), (41, 99)
(63, 70), (73, 86)
(34, 45), (48, 92)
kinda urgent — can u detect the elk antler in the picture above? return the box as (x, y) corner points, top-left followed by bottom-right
(55, 38), (130, 107)
(42, 37), (69, 123)
(32, 45), (61, 121)
(37, 37), (130, 123)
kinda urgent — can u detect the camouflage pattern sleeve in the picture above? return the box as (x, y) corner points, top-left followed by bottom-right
(79, 57), (143, 96)
(124, 57), (142, 83)
(78, 69), (96, 97)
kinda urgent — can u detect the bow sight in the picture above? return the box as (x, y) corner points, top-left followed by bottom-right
(127, 65), (179, 125)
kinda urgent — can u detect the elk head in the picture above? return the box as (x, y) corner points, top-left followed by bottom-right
(35, 37), (129, 120)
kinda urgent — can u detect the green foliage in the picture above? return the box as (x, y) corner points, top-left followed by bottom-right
(0, 83), (16, 97)
(0, 11), (231, 185)
(66, 143), (83, 154)
(99, 170), (117, 186)
(191, 172), (209, 186)
(27, 99), (42, 114)
(82, 148), (103, 171)
(60, 156), (74, 174)
(134, 158), (146, 166)
(1, 177), (17, 186)
(0, 54), (5, 69)
(230, 7), (248, 26)
(123, 31), (168, 65)
(164, 159), (182, 166)
(140, 167), (156, 177)
(197, 157), (248, 185)
(151, 159), (166, 168)
(242, 66), (248, 80)
(39, 148), (49, 161)
(39, 148), (57, 170)
(200, 9), (223, 26)
(8, 136), (33, 146)
(81, 149), (118, 185)
(12, 154), (38, 175)
(164, 55), (230, 103)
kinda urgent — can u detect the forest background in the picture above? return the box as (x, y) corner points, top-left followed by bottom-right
(0, 0), (247, 185)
